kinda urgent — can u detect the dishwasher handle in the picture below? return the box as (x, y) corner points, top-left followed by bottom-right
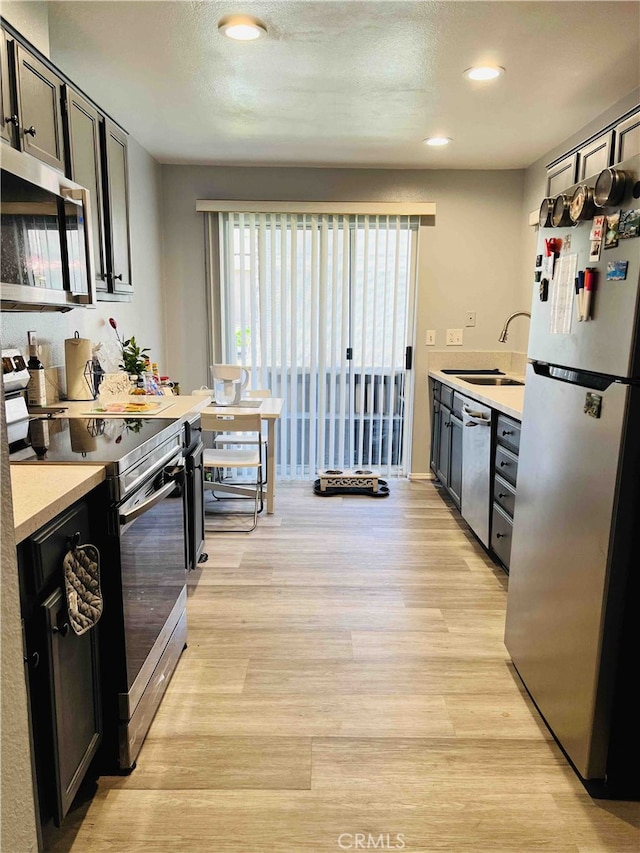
(462, 405), (491, 426)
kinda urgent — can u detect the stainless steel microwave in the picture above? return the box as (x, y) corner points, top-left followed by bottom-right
(1, 146), (95, 312)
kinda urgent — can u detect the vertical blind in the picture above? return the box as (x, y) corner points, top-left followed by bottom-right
(215, 212), (418, 479)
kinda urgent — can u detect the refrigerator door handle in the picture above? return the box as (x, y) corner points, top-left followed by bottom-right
(532, 361), (615, 391)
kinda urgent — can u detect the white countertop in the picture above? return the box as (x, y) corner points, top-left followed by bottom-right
(11, 465), (106, 544)
(52, 394), (211, 421)
(429, 369), (525, 420)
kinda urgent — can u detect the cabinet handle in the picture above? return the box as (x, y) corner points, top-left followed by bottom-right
(497, 492), (508, 499)
(24, 651), (40, 669)
(112, 273), (123, 281)
(502, 430), (514, 436)
(6, 114), (19, 127)
(24, 125), (36, 137)
(500, 460), (509, 467)
(52, 622), (70, 637)
(496, 532), (507, 539)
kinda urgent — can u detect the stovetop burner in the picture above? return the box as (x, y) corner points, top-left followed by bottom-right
(10, 416), (180, 467)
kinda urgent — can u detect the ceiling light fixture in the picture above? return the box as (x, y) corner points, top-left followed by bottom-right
(464, 66), (505, 81)
(218, 15), (267, 41)
(423, 136), (452, 147)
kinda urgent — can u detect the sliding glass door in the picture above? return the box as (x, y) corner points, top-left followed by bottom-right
(218, 212), (418, 479)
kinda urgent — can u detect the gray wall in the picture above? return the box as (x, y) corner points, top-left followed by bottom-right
(1, 138), (167, 395)
(161, 165), (526, 473)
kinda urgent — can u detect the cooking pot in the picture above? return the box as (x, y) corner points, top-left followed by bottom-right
(551, 194), (573, 228)
(569, 185), (596, 223)
(594, 168), (627, 208)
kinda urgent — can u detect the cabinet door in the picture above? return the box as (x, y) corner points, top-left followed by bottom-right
(577, 131), (613, 181)
(65, 87), (107, 290)
(615, 110), (640, 162)
(436, 405), (451, 488)
(1, 30), (16, 145)
(546, 153), (577, 197)
(14, 44), (65, 171)
(43, 588), (101, 825)
(448, 413), (462, 509)
(430, 398), (441, 474)
(103, 120), (132, 294)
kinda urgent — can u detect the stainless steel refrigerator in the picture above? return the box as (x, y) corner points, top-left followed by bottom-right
(505, 154), (640, 796)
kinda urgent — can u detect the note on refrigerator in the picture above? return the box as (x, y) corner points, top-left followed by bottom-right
(550, 253), (577, 335)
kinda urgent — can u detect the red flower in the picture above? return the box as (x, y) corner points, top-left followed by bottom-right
(108, 317), (117, 329)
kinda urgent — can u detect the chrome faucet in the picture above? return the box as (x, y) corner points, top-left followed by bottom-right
(498, 311), (531, 343)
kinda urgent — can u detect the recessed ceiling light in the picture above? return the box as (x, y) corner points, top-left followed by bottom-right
(423, 136), (452, 147)
(464, 66), (505, 81)
(218, 15), (267, 41)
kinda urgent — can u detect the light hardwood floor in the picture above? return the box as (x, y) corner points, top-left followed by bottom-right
(52, 480), (640, 852)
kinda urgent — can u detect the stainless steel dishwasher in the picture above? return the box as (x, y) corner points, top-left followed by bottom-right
(461, 399), (493, 547)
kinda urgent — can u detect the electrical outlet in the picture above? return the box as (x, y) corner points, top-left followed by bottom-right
(446, 328), (464, 346)
(426, 330), (436, 346)
(465, 311), (476, 327)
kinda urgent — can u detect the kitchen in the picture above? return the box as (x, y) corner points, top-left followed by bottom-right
(2, 2), (640, 851)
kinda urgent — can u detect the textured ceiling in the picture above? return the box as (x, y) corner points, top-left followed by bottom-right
(46, 1), (640, 169)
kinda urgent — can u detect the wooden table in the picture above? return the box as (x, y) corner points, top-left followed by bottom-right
(202, 398), (284, 514)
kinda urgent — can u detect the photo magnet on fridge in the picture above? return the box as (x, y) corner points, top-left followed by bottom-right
(604, 212), (620, 249)
(619, 209), (640, 239)
(589, 240), (602, 262)
(606, 261), (629, 281)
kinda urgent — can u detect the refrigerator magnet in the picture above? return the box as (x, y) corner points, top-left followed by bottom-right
(589, 240), (602, 262)
(584, 392), (602, 419)
(606, 261), (629, 281)
(535, 254), (543, 268)
(539, 278), (549, 301)
(604, 212), (620, 249)
(534, 270), (542, 282)
(619, 209), (640, 239)
(590, 215), (605, 241)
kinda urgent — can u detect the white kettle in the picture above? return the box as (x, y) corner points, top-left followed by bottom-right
(210, 364), (249, 406)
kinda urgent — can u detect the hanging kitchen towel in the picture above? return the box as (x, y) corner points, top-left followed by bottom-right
(62, 540), (103, 635)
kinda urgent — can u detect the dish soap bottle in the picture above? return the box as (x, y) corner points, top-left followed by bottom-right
(27, 331), (47, 408)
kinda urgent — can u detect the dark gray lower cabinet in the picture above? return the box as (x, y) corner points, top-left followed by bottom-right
(430, 381), (462, 508)
(448, 412), (462, 508)
(42, 588), (101, 823)
(20, 496), (103, 838)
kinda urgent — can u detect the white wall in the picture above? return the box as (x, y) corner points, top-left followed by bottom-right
(1, 137), (167, 392)
(161, 164), (525, 473)
(1, 0), (49, 55)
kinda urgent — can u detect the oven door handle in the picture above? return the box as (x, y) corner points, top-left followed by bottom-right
(119, 479), (177, 525)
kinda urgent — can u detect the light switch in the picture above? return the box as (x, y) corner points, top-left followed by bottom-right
(465, 312), (476, 327)
(426, 330), (436, 345)
(446, 329), (464, 346)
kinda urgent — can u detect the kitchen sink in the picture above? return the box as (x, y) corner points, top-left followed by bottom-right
(461, 377), (524, 386)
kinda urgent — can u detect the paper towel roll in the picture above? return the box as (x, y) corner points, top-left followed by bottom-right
(65, 334), (94, 400)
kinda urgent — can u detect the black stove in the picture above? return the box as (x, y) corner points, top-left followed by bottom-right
(10, 417), (184, 502)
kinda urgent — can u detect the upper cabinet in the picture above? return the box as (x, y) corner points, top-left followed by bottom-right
(576, 130), (614, 182)
(546, 105), (640, 195)
(14, 43), (66, 172)
(546, 153), (577, 196)
(64, 86), (107, 290)
(615, 111), (640, 162)
(103, 121), (132, 295)
(2, 22), (133, 303)
(1, 29), (14, 144)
